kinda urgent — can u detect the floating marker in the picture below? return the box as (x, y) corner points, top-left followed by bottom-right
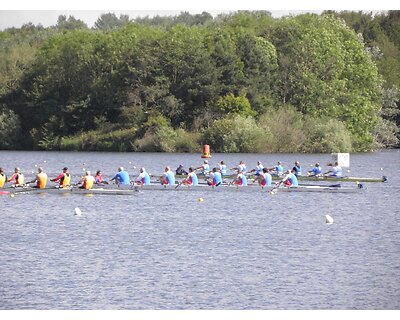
(43, 160), (46, 163)
(325, 215), (334, 224)
(10, 194), (15, 198)
(34, 164), (38, 167)
(74, 207), (82, 216)
(198, 197), (203, 202)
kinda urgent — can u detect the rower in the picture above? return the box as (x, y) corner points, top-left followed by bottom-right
(94, 170), (108, 185)
(51, 167), (71, 188)
(196, 160), (210, 175)
(7, 167), (25, 187)
(181, 167), (198, 186)
(324, 162), (342, 177)
(292, 161), (302, 177)
(161, 166), (175, 186)
(250, 161), (264, 176)
(308, 163), (323, 177)
(207, 167), (222, 187)
(231, 161), (246, 174)
(0, 167), (6, 188)
(231, 169), (247, 187)
(110, 167), (130, 185)
(277, 169), (299, 188)
(27, 167), (47, 189)
(135, 167), (151, 186)
(219, 161), (227, 176)
(78, 171), (95, 190)
(269, 161), (284, 176)
(253, 167), (272, 188)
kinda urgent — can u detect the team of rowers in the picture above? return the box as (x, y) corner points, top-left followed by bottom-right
(0, 160), (343, 190)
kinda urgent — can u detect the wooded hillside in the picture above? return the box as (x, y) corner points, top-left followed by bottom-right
(1, 11), (399, 152)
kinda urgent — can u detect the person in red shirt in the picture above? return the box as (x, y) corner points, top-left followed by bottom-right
(7, 167), (25, 187)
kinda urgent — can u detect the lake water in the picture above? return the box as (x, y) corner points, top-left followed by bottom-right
(0, 150), (399, 309)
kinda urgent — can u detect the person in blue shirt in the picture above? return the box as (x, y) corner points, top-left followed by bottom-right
(269, 161), (284, 176)
(253, 167), (272, 188)
(135, 167), (151, 185)
(292, 161), (302, 177)
(308, 163), (323, 176)
(207, 167), (222, 187)
(110, 167), (130, 185)
(161, 166), (175, 186)
(250, 161), (264, 176)
(181, 167), (198, 186)
(324, 162), (342, 177)
(219, 161), (227, 176)
(277, 169), (299, 188)
(196, 160), (210, 175)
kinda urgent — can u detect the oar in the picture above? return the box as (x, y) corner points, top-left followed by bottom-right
(175, 181), (183, 189)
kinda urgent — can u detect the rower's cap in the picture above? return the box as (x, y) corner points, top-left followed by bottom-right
(204, 160), (208, 164)
(63, 167), (68, 170)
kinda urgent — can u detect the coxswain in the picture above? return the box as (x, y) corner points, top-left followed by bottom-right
(78, 171), (95, 190)
(308, 163), (323, 177)
(231, 169), (248, 186)
(51, 167), (71, 188)
(175, 164), (188, 176)
(269, 161), (284, 176)
(292, 161), (302, 177)
(135, 167), (151, 186)
(7, 167), (25, 187)
(161, 166), (175, 186)
(0, 167), (6, 188)
(253, 168), (272, 188)
(219, 161), (227, 176)
(207, 167), (222, 187)
(182, 167), (198, 186)
(250, 161), (264, 176)
(324, 162), (342, 177)
(196, 160), (210, 175)
(27, 167), (47, 189)
(110, 167), (130, 185)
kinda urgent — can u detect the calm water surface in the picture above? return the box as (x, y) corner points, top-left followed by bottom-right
(0, 150), (399, 309)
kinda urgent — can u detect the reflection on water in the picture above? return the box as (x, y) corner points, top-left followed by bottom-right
(0, 150), (399, 309)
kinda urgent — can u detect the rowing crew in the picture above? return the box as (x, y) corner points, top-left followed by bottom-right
(183, 160), (342, 178)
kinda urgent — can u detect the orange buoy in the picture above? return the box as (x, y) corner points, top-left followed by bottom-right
(201, 144), (211, 158)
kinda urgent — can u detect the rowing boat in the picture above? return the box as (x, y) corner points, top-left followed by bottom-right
(133, 183), (364, 193)
(3, 181), (364, 195)
(174, 174), (387, 183)
(8, 186), (139, 196)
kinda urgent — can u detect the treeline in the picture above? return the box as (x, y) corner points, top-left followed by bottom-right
(0, 11), (399, 153)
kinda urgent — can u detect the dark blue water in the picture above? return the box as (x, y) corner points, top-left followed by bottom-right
(1, 150), (399, 309)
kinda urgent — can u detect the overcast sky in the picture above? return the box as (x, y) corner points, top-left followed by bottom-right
(0, 0), (396, 31)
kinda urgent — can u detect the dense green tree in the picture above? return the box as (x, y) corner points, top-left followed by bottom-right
(0, 10), (398, 151)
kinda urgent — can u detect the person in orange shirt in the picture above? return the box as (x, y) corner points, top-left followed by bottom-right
(28, 167), (48, 189)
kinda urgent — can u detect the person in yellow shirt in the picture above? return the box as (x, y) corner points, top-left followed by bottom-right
(0, 167), (6, 188)
(78, 171), (95, 190)
(28, 167), (48, 189)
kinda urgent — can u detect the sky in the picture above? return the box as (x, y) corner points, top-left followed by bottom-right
(0, 0), (397, 31)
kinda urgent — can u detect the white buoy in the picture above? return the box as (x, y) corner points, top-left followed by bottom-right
(74, 207), (82, 216)
(325, 215), (334, 224)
